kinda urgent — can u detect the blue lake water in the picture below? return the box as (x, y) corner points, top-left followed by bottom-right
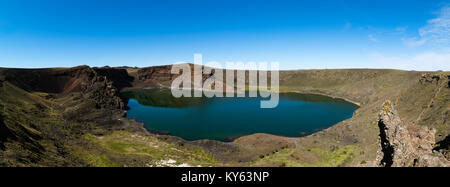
(123, 89), (358, 141)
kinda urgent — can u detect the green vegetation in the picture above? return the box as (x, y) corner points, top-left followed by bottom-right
(309, 145), (359, 166)
(251, 145), (359, 167)
(72, 149), (121, 167)
(0, 82), (76, 166)
(83, 131), (217, 167)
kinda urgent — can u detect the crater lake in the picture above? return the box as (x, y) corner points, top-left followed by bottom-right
(122, 89), (358, 141)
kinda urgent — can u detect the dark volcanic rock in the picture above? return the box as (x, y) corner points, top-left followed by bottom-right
(79, 70), (124, 110)
(135, 65), (180, 88)
(0, 113), (13, 151)
(2, 66), (126, 110)
(420, 73), (441, 84)
(134, 64), (216, 89)
(434, 134), (450, 158)
(137, 65), (174, 81)
(373, 101), (449, 167)
(447, 75), (450, 88)
(93, 66), (134, 90)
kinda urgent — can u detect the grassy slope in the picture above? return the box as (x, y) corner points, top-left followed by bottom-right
(0, 82), (83, 166)
(71, 131), (217, 167)
(0, 81), (217, 166)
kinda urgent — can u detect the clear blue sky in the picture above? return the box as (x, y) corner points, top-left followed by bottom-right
(0, 0), (449, 70)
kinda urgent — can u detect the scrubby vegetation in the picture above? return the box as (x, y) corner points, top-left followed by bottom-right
(82, 131), (217, 167)
(251, 145), (359, 167)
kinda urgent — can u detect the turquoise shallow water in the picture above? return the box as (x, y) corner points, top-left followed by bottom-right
(123, 89), (358, 141)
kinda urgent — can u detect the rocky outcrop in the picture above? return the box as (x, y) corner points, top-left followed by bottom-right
(1, 66), (125, 110)
(447, 75), (450, 88)
(133, 65), (183, 88)
(93, 66), (134, 90)
(434, 135), (450, 159)
(134, 64), (227, 90)
(419, 73), (441, 84)
(80, 71), (125, 110)
(61, 66), (127, 109)
(137, 65), (175, 82)
(374, 100), (450, 167)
